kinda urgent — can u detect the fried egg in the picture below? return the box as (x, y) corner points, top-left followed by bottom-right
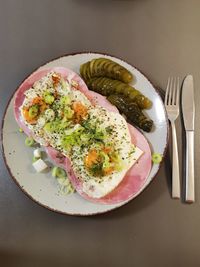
(20, 71), (143, 199)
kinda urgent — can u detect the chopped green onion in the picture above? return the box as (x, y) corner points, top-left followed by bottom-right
(100, 152), (111, 169)
(63, 106), (74, 119)
(43, 92), (55, 104)
(61, 78), (68, 90)
(52, 166), (67, 178)
(152, 153), (162, 164)
(80, 133), (91, 142)
(32, 156), (38, 163)
(51, 166), (75, 195)
(58, 177), (68, 186)
(60, 95), (71, 106)
(44, 122), (54, 133)
(25, 137), (35, 147)
(28, 105), (39, 118)
(60, 182), (75, 195)
(52, 166), (58, 177)
(67, 184), (75, 193)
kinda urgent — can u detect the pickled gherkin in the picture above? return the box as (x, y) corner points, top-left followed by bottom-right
(80, 58), (133, 84)
(107, 95), (153, 132)
(80, 62), (91, 82)
(87, 77), (152, 109)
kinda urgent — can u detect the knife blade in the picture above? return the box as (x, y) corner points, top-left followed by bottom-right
(182, 75), (195, 130)
(182, 75), (195, 203)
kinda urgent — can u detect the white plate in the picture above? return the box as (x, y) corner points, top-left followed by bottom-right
(2, 53), (169, 215)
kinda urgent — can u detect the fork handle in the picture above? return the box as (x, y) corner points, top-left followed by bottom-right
(171, 122), (180, 198)
(185, 130), (195, 203)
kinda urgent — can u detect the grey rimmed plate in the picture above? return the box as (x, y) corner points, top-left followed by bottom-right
(2, 53), (169, 216)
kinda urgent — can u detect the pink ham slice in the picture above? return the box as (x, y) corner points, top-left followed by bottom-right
(14, 67), (152, 205)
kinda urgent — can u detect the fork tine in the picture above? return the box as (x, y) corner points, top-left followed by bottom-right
(168, 77), (173, 105)
(172, 77), (177, 105)
(176, 77), (180, 105)
(165, 77), (171, 105)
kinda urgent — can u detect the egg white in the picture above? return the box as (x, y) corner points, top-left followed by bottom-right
(70, 108), (143, 198)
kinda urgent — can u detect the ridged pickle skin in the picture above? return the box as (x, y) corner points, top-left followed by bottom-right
(93, 58), (105, 76)
(86, 77), (152, 109)
(80, 58), (133, 84)
(107, 94), (153, 132)
(80, 62), (91, 81)
(86, 63), (92, 80)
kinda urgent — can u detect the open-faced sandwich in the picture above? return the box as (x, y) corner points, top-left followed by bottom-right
(14, 67), (152, 204)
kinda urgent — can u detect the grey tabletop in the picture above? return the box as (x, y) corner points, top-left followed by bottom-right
(0, 0), (200, 266)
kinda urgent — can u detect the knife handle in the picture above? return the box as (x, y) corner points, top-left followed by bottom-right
(171, 122), (180, 198)
(185, 130), (195, 203)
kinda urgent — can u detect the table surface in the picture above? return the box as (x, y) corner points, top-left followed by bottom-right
(0, 0), (200, 266)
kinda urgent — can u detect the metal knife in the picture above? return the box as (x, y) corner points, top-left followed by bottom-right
(182, 75), (195, 203)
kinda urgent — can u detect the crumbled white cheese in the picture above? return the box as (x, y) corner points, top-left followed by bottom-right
(32, 159), (48, 172)
(33, 149), (41, 158)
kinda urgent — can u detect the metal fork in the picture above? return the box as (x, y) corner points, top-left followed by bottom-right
(165, 77), (180, 199)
